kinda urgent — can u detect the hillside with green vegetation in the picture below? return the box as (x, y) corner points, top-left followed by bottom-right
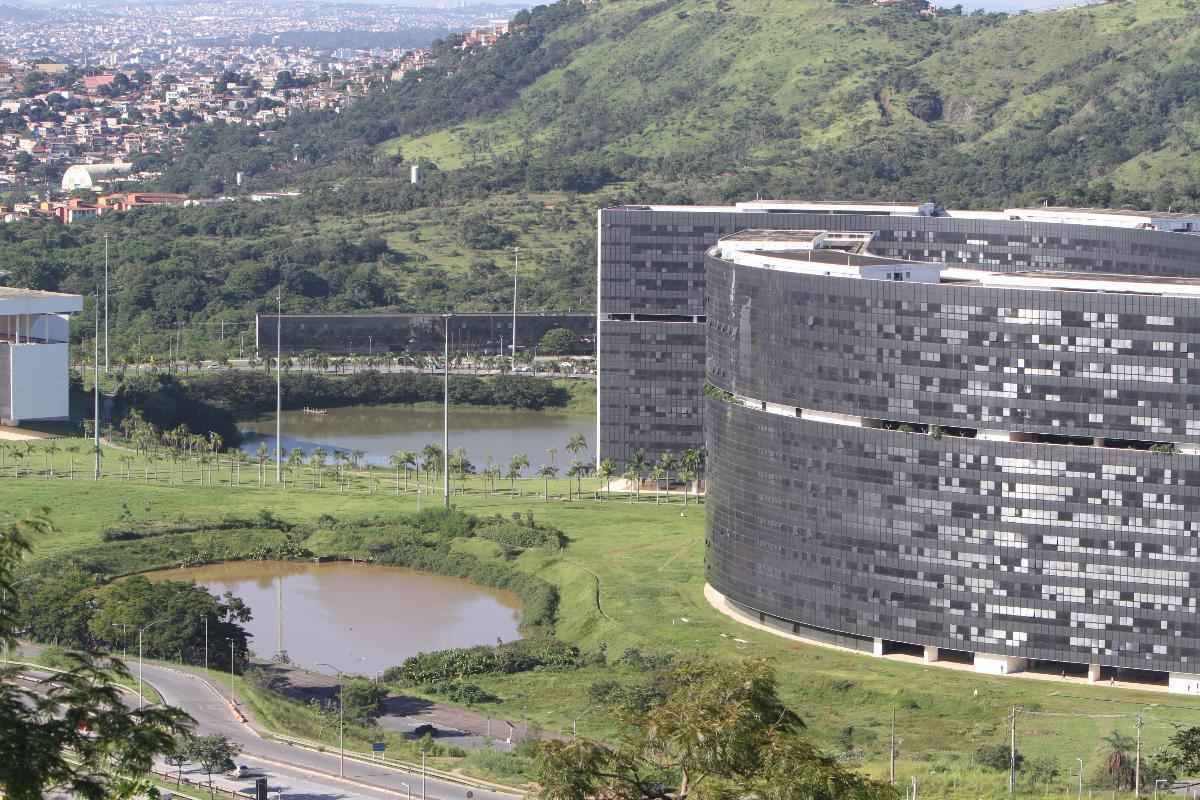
(159, 0), (1200, 209)
(8, 0), (1200, 361)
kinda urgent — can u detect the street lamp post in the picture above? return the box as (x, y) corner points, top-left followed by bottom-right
(511, 247), (519, 371)
(103, 235), (109, 374)
(275, 289), (282, 485)
(229, 638), (236, 703)
(137, 619), (167, 708)
(317, 662), (345, 778)
(1076, 758), (1083, 800)
(111, 623), (128, 660)
(1155, 779), (1169, 800)
(400, 782), (411, 800)
(443, 314), (449, 508)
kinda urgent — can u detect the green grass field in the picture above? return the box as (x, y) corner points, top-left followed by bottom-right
(5, 438), (1198, 797)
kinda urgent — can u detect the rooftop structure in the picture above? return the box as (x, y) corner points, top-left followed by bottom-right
(60, 161), (133, 192)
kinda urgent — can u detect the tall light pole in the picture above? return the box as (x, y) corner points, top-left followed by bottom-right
(103, 235), (110, 373)
(137, 618), (167, 708)
(93, 294), (101, 480)
(111, 622), (128, 660)
(228, 638), (236, 704)
(443, 314), (449, 508)
(511, 247), (518, 370)
(1077, 758), (1083, 800)
(317, 662), (345, 777)
(275, 288), (283, 484)
(202, 615), (208, 672)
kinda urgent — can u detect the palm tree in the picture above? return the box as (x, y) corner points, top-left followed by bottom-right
(621, 468), (638, 503)
(565, 433), (588, 471)
(45, 442), (60, 479)
(538, 464), (558, 501)
(421, 444), (444, 492)
(255, 442), (269, 486)
(657, 452), (678, 503)
(650, 464), (666, 504)
(449, 448), (473, 495)
(566, 460), (586, 501)
(287, 447), (304, 488)
(390, 450), (417, 494)
(310, 447), (327, 489)
(628, 449), (648, 503)
(598, 458), (616, 501)
(507, 453), (529, 495)
(1102, 730), (1136, 791)
(681, 447), (705, 504)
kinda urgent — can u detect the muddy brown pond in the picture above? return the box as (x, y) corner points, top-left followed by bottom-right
(146, 561), (522, 676)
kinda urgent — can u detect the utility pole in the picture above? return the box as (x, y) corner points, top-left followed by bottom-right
(511, 247), (519, 370)
(275, 289), (282, 484)
(202, 615), (208, 671)
(93, 295), (101, 480)
(890, 705), (896, 785)
(103, 235), (109, 373)
(1009, 706), (1019, 795)
(443, 314), (449, 508)
(1135, 712), (1144, 797)
(276, 575), (283, 660)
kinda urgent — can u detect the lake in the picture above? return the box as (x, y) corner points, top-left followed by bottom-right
(240, 405), (594, 471)
(145, 560), (522, 676)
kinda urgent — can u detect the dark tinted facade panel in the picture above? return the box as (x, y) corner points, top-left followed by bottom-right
(599, 320), (705, 466)
(598, 207), (1200, 466)
(707, 256), (1200, 445)
(705, 396), (1200, 672)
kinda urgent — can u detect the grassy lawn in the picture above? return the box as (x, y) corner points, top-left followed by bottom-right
(5, 441), (1198, 797)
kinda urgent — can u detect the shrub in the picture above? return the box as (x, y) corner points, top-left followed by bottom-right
(975, 743), (1022, 772)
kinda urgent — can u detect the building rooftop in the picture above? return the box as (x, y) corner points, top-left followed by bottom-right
(723, 229), (826, 242)
(0, 286), (84, 314)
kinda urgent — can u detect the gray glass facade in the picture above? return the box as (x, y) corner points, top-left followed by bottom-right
(598, 202), (1200, 673)
(705, 252), (1200, 672)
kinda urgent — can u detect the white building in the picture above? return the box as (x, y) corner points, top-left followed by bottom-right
(61, 161), (133, 192)
(0, 288), (83, 424)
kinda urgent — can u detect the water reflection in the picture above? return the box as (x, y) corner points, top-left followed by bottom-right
(240, 405), (593, 470)
(146, 561), (522, 675)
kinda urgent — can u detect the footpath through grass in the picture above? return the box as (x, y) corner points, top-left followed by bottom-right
(5, 441), (1199, 797)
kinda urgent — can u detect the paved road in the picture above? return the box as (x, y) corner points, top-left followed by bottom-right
(140, 662), (522, 800)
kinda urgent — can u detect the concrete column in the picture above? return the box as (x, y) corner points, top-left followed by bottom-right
(923, 645), (940, 663)
(872, 638), (885, 657)
(1169, 673), (1200, 695)
(1093, 437), (1106, 448)
(974, 653), (1028, 675)
(1088, 663), (1102, 683)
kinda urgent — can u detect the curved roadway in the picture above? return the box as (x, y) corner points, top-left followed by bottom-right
(139, 662), (522, 800)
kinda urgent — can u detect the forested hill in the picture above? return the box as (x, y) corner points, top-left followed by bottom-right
(162, 0), (1200, 210)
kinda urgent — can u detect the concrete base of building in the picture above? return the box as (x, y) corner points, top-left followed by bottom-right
(872, 638), (885, 657)
(1088, 663), (1102, 683)
(924, 645), (940, 663)
(974, 654), (1028, 676)
(1169, 673), (1200, 695)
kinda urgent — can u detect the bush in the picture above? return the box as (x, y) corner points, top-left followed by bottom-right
(424, 682), (500, 705)
(388, 637), (581, 684)
(975, 743), (1021, 772)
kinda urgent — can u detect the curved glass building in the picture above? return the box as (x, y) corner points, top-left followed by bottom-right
(597, 201), (1200, 690)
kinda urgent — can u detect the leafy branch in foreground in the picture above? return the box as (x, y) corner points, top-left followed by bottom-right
(0, 507), (194, 800)
(533, 658), (896, 800)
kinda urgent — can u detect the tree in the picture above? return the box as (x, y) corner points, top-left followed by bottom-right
(598, 458), (616, 500)
(538, 464), (558, 501)
(1102, 730), (1135, 790)
(187, 734), (240, 798)
(1166, 725), (1200, 774)
(341, 679), (387, 725)
(1, 508), (193, 800)
(532, 659), (895, 800)
(390, 449), (417, 494)
(508, 453), (529, 494)
(565, 433), (588, 494)
(539, 328), (577, 355)
(628, 449), (648, 503)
